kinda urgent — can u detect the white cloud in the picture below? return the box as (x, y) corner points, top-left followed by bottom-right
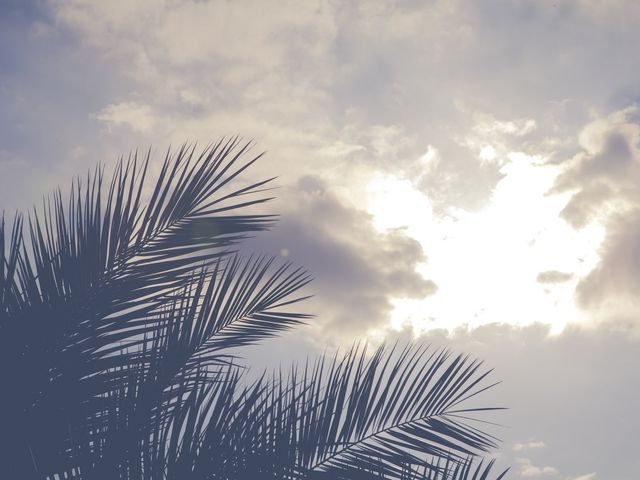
(536, 271), (574, 284)
(366, 151), (603, 333)
(417, 146), (439, 172)
(513, 440), (547, 452)
(318, 141), (366, 159)
(52, 0), (338, 88)
(569, 474), (596, 480)
(479, 144), (497, 163)
(93, 102), (155, 133)
(517, 458), (558, 477)
(474, 118), (537, 137)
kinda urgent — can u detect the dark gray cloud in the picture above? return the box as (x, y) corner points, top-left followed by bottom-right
(550, 107), (640, 317)
(576, 209), (640, 310)
(243, 175), (436, 337)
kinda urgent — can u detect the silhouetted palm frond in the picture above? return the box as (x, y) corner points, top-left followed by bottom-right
(0, 140), (508, 480)
(0, 140), (301, 476)
(131, 344), (506, 480)
(0, 214), (24, 317)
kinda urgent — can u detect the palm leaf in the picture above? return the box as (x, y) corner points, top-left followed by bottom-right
(290, 344), (502, 477)
(0, 139), (509, 480)
(0, 140), (285, 476)
(166, 344), (506, 480)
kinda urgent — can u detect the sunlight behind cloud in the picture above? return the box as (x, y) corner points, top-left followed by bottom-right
(479, 145), (497, 163)
(366, 151), (605, 334)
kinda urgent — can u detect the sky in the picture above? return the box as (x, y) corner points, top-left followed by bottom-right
(1, 0), (639, 478)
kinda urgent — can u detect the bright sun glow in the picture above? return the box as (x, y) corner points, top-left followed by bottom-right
(366, 151), (606, 334)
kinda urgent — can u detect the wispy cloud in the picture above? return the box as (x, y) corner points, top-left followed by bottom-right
(513, 440), (547, 452)
(94, 101), (156, 133)
(536, 271), (574, 284)
(517, 457), (558, 477)
(569, 473), (596, 480)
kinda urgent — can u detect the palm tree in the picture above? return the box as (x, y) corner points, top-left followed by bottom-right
(0, 140), (508, 479)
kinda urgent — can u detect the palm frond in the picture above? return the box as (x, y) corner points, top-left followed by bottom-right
(165, 344), (505, 480)
(0, 213), (23, 317)
(0, 140), (289, 476)
(290, 344), (503, 477)
(0, 139), (509, 480)
(66, 254), (312, 476)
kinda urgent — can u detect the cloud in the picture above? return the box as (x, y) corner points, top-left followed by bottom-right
(0, 0), (629, 226)
(552, 106), (640, 228)
(517, 458), (558, 477)
(569, 474), (596, 480)
(94, 101), (155, 133)
(513, 441), (547, 452)
(242, 175), (436, 338)
(536, 271), (574, 284)
(44, 0), (640, 215)
(575, 209), (640, 312)
(550, 106), (640, 319)
(473, 118), (537, 137)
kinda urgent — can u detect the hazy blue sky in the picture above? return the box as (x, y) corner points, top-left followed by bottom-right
(1, 1), (639, 478)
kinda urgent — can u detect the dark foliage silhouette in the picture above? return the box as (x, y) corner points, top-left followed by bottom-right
(0, 140), (508, 479)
